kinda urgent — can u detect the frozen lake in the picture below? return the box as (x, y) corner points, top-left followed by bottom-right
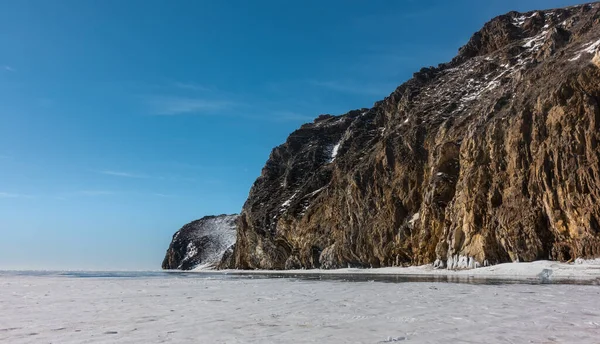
(1, 271), (599, 343)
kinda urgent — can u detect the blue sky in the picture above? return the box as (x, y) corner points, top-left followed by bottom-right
(0, 0), (589, 270)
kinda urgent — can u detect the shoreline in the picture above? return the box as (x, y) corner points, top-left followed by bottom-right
(194, 259), (600, 283)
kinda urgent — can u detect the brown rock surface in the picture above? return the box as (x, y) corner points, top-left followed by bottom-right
(227, 2), (600, 269)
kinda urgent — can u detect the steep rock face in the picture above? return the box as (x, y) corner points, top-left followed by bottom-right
(228, 2), (600, 270)
(162, 214), (238, 270)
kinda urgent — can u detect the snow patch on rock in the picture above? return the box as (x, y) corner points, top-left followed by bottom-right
(280, 192), (298, 211)
(408, 213), (420, 226)
(329, 141), (342, 163)
(570, 39), (600, 62)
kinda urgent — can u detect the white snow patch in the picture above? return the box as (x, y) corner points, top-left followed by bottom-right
(570, 39), (600, 61)
(280, 192), (298, 210)
(522, 30), (548, 50)
(583, 39), (600, 54)
(297, 187), (327, 215)
(182, 242), (198, 264)
(329, 141), (341, 163)
(305, 187), (325, 198)
(408, 213), (420, 226)
(575, 258), (600, 265)
(512, 12), (538, 26)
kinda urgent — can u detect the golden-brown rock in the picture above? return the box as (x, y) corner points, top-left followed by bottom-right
(227, 2), (600, 270)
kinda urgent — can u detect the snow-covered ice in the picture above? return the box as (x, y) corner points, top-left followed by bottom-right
(224, 260), (600, 282)
(1, 268), (600, 343)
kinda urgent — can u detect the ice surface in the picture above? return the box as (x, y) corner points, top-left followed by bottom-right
(222, 259), (600, 282)
(1, 272), (599, 343)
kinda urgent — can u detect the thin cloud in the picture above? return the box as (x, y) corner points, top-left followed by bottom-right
(97, 169), (197, 183)
(98, 170), (147, 178)
(269, 111), (315, 122)
(78, 190), (116, 196)
(172, 82), (211, 92)
(309, 80), (395, 96)
(151, 193), (175, 198)
(143, 85), (314, 122)
(57, 190), (178, 199)
(3, 66), (15, 72)
(147, 96), (232, 115)
(0, 192), (33, 198)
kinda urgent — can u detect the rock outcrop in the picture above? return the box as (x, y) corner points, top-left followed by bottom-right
(162, 214), (238, 270)
(227, 2), (600, 270)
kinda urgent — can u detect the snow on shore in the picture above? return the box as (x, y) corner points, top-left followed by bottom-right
(1, 272), (599, 343)
(215, 259), (600, 282)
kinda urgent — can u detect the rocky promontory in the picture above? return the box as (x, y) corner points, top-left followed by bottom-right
(164, 2), (600, 271)
(162, 214), (237, 270)
(228, 2), (600, 270)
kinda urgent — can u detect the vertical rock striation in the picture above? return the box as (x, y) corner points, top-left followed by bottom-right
(227, 2), (600, 270)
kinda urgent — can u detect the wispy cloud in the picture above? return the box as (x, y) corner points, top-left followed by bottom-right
(146, 96), (232, 116)
(0, 189), (176, 200)
(142, 84), (315, 122)
(309, 80), (395, 96)
(98, 170), (147, 179)
(151, 193), (175, 198)
(172, 82), (211, 92)
(268, 110), (315, 122)
(56, 190), (178, 200)
(97, 169), (197, 183)
(3, 65), (15, 72)
(0, 192), (33, 198)
(78, 190), (116, 196)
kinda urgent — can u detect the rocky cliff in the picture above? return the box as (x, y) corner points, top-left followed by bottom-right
(227, 2), (600, 270)
(162, 214), (238, 270)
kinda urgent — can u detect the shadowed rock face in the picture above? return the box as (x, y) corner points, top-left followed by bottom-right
(162, 214), (238, 270)
(226, 2), (600, 270)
